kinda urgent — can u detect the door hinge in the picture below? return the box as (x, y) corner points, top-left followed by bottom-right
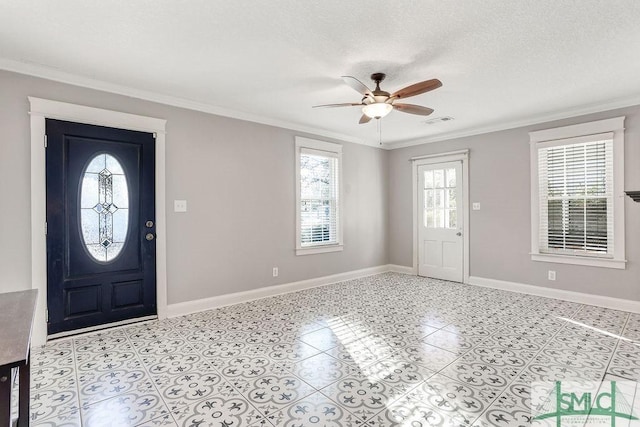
(153, 132), (157, 139)
(46, 309), (49, 323)
(44, 222), (47, 235)
(44, 135), (48, 148)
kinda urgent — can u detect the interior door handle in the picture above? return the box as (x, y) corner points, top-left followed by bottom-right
(456, 232), (462, 236)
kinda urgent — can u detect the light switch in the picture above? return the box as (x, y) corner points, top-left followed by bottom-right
(472, 202), (481, 210)
(174, 200), (187, 212)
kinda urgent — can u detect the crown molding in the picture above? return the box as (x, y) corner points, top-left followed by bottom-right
(4, 58), (640, 151)
(0, 58), (373, 147)
(382, 94), (640, 150)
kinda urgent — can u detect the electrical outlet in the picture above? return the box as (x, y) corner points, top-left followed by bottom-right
(548, 270), (556, 281)
(174, 200), (187, 212)
(272, 267), (278, 277)
(472, 202), (481, 210)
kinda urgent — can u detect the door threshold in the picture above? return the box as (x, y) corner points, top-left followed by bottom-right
(47, 315), (158, 340)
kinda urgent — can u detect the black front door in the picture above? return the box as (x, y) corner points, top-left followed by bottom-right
(46, 119), (156, 335)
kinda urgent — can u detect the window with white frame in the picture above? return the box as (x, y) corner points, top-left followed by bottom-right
(295, 137), (343, 255)
(530, 117), (626, 269)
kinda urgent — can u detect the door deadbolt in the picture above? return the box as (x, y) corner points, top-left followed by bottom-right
(145, 233), (155, 241)
(145, 220), (154, 228)
(456, 232), (462, 236)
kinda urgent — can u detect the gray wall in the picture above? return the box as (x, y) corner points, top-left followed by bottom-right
(389, 106), (640, 301)
(0, 70), (389, 304)
(2, 67), (638, 305)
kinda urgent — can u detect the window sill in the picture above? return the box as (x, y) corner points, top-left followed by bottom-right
(296, 244), (343, 256)
(531, 253), (626, 269)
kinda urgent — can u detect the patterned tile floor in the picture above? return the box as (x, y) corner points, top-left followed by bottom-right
(18, 273), (640, 426)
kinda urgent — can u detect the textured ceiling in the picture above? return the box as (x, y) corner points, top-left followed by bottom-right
(1, 1), (640, 148)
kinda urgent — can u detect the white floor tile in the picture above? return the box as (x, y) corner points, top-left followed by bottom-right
(28, 273), (640, 426)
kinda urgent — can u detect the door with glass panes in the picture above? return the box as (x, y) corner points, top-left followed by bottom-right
(46, 119), (156, 335)
(418, 161), (463, 281)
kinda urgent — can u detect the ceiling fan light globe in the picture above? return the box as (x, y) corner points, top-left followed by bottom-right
(362, 102), (393, 119)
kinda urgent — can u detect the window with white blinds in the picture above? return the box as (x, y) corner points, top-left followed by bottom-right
(295, 137), (343, 255)
(538, 135), (613, 256)
(530, 117), (626, 269)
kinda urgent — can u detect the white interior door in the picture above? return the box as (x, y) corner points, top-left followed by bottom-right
(418, 161), (464, 281)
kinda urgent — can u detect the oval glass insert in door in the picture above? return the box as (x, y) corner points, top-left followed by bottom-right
(80, 153), (129, 262)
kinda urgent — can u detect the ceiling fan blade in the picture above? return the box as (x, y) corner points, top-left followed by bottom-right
(342, 76), (374, 98)
(312, 103), (363, 108)
(393, 103), (435, 116)
(359, 114), (372, 124)
(390, 79), (442, 100)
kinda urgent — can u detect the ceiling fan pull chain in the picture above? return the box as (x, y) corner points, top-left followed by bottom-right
(378, 118), (383, 145)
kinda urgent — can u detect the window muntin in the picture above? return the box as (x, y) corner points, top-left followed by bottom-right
(295, 138), (342, 255)
(423, 167), (457, 229)
(80, 153), (129, 263)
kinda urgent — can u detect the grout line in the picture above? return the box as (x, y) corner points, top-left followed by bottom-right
(30, 340), (84, 425)
(427, 282), (590, 424)
(121, 325), (182, 425)
(484, 302), (619, 419)
(70, 337), (83, 425)
(602, 311), (632, 379)
(166, 321), (291, 426)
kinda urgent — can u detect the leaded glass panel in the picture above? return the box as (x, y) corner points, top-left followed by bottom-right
(80, 153), (129, 263)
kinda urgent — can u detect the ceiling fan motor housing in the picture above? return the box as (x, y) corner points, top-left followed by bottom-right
(370, 73), (390, 97)
(370, 72), (386, 83)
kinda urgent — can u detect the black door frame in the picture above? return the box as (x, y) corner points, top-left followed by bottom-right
(29, 97), (168, 344)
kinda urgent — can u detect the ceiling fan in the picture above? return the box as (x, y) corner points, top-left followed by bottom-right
(313, 73), (442, 124)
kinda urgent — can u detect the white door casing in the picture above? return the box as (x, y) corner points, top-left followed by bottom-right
(29, 97), (168, 345)
(412, 150), (469, 283)
(418, 161), (463, 281)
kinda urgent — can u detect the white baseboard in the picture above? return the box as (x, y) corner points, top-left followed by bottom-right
(468, 276), (640, 313)
(168, 268), (640, 319)
(388, 264), (415, 275)
(167, 265), (392, 318)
